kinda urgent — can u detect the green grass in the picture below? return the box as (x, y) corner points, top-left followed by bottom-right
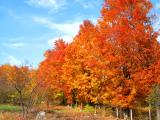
(83, 104), (95, 113)
(0, 104), (21, 112)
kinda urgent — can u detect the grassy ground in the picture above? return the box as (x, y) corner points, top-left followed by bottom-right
(0, 104), (122, 120)
(0, 104), (21, 112)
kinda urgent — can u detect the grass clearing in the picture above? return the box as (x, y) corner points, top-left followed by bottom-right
(0, 104), (21, 112)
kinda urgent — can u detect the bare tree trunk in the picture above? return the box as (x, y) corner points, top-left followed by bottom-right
(130, 109), (133, 120)
(116, 107), (119, 119)
(19, 91), (25, 118)
(26, 85), (39, 112)
(156, 104), (160, 120)
(15, 86), (25, 118)
(120, 107), (122, 119)
(123, 112), (127, 120)
(149, 104), (152, 120)
(155, 85), (160, 120)
(46, 99), (50, 108)
(123, 108), (129, 120)
(75, 101), (77, 108)
(94, 105), (97, 115)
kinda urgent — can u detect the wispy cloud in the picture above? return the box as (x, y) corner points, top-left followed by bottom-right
(7, 55), (21, 66)
(33, 16), (98, 46)
(26, 0), (66, 10)
(33, 16), (80, 36)
(1, 52), (22, 66)
(75, 0), (101, 9)
(33, 16), (81, 46)
(3, 42), (25, 48)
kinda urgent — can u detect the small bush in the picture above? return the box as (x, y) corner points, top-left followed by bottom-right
(83, 104), (95, 113)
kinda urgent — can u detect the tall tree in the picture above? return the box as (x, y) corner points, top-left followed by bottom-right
(63, 20), (116, 105)
(99, 0), (159, 108)
(38, 39), (68, 105)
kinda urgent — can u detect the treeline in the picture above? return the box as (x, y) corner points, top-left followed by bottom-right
(0, 0), (160, 119)
(38, 0), (160, 119)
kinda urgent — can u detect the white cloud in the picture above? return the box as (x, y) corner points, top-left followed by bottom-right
(7, 56), (21, 66)
(3, 42), (24, 48)
(33, 16), (98, 45)
(75, 0), (101, 9)
(10, 43), (24, 47)
(33, 16), (81, 46)
(33, 16), (81, 36)
(48, 35), (73, 46)
(26, 0), (66, 10)
(1, 53), (28, 66)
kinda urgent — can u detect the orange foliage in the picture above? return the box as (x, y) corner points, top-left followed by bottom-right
(38, 0), (160, 109)
(38, 39), (68, 97)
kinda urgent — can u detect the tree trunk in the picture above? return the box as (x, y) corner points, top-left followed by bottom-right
(75, 101), (78, 108)
(94, 105), (97, 115)
(130, 109), (133, 120)
(155, 85), (160, 120)
(123, 108), (129, 120)
(80, 103), (83, 112)
(19, 91), (25, 118)
(156, 105), (160, 120)
(120, 107), (122, 118)
(149, 104), (152, 120)
(15, 86), (25, 118)
(46, 99), (50, 108)
(116, 107), (119, 119)
(123, 112), (127, 120)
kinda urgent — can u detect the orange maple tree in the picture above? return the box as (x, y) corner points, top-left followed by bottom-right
(99, 0), (159, 108)
(38, 39), (68, 104)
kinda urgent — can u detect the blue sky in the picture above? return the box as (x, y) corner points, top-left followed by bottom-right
(0, 0), (159, 68)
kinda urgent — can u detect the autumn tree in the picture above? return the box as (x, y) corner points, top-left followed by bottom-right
(63, 20), (118, 109)
(0, 64), (16, 103)
(0, 64), (39, 117)
(63, 20), (100, 105)
(98, 0), (159, 109)
(38, 39), (68, 106)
